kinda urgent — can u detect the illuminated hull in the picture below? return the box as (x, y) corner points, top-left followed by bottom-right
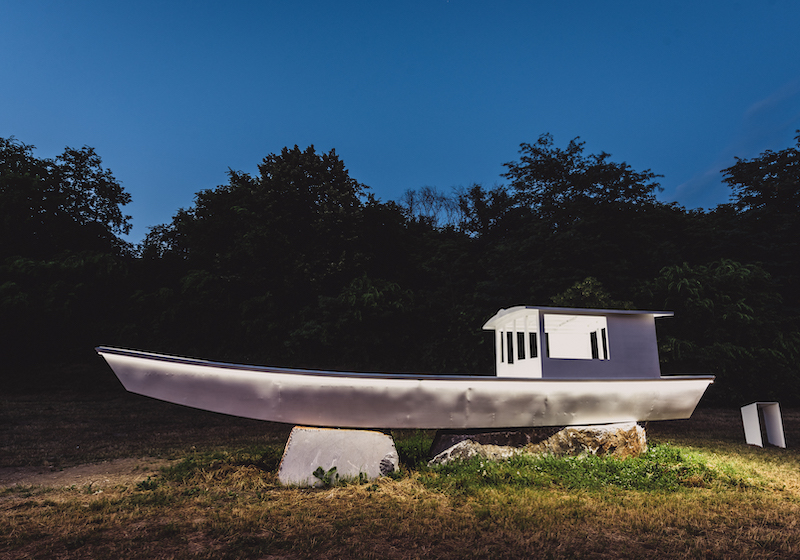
(96, 346), (714, 429)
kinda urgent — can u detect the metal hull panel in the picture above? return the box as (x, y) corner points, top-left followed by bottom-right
(96, 347), (714, 429)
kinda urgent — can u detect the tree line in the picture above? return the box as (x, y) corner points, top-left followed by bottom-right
(1, 133), (798, 405)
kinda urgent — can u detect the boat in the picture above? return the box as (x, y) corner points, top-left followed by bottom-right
(96, 306), (714, 429)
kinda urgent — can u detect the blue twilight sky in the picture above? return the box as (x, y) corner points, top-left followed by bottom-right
(2, 1), (799, 243)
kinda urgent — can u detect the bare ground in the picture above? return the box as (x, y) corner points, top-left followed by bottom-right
(0, 457), (174, 489)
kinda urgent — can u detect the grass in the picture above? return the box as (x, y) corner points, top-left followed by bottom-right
(2, 373), (800, 559)
(419, 443), (754, 494)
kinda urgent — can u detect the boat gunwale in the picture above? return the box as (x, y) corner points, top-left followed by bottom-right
(95, 346), (715, 383)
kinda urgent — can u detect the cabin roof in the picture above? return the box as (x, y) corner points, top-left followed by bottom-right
(482, 306), (673, 330)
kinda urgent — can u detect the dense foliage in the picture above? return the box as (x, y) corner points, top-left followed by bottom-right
(2, 133), (799, 405)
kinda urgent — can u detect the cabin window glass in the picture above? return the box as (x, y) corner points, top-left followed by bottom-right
(590, 331), (599, 359)
(543, 314), (609, 360)
(529, 332), (538, 358)
(506, 331), (514, 364)
(601, 328), (608, 360)
(517, 332), (526, 360)
(500, 331), (505, 363)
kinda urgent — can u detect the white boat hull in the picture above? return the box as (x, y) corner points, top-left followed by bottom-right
(96, 347), (714, 429)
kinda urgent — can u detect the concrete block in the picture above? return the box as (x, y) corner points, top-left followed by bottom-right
(278, 426), (399, 487)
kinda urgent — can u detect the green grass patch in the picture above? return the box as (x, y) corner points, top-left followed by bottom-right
(420, 443), (756, 494)
(393, 429), (435, 470)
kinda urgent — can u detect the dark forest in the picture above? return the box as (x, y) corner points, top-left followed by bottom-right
(2, 133), (798, 406)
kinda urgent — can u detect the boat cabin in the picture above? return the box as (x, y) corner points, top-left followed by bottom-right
(482, 306), (672, 379)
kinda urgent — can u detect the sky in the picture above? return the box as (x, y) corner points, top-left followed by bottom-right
(2, 0), (799, 244)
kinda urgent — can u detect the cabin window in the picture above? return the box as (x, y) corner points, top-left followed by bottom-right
(601, 328), (608, 359)
(543, 314), (609, 360)
(497, 315), (541, 367)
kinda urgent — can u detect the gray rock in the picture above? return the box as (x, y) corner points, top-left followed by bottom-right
(428, 422), (646, 466)
(527, 422), (647, 459)
(429, 427), (561, 457)
(428, 439), (523, 465)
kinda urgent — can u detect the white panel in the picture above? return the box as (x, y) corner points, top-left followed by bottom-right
(763, 404), (786, 448)
(741, 402), (786, 448)
(741, 403), (763, 446)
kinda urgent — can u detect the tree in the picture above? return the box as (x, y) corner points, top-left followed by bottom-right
(723, 131), (800, 215)
(640, 260), (800, 405)
(139, 145), (381, 362)
(398, 185), (462, 229)
(502, 133), (662, 226)
(550, 277), (634, 309)
(495, 134), (694, 299)
(455, 183), (517, 238)
(287, 274), (415, 370)
(720, 131), (800, 304)
(146, 145), (366, 286)
(0, 252), (134, 365)
(0, 137), (134, 366)
(0, 137), (132, 259)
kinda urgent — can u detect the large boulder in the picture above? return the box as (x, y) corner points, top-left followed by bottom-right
(429, 422), (646, 466)
(526, 422), (647, 459)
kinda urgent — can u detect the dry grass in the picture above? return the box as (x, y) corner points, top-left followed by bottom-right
(2, 372), (800, 559)
(5, 467), (800, 559)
